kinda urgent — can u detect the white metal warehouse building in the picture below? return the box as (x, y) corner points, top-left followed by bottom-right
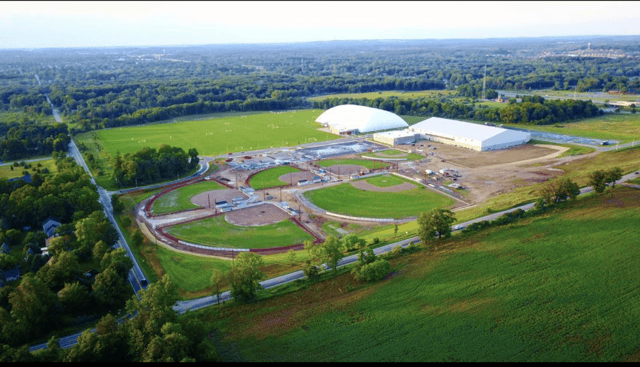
(316, 104), (409, 135)
(408, 117), (531, 151)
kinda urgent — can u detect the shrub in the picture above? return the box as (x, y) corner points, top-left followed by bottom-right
(352, 259), (391, 282)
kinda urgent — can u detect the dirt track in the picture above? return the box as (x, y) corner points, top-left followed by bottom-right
(225, 204), (291, 226)
(350, 180), (416, 192)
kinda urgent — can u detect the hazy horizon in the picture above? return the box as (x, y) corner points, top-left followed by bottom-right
(1, 1), (639, 50)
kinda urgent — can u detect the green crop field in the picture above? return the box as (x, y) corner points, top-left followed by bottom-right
(308, 90), (456, 102)
(0, 158), (57, 179)
(502, 114), (640, 144)
(361, 149), (424, 161)
(304, 180), (455, 218)
(151, 181), (226, 215)
(166, 215), (314, 249)
(249, 166), (300, 190)
(204, 187), (640, 362)
(76, 109), (337, 158)
(316, 158), (390, 170)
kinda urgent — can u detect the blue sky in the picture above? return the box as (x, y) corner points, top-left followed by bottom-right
(1, 1), (639, 49)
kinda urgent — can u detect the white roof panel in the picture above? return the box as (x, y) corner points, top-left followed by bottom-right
(316, 104), (408, 133)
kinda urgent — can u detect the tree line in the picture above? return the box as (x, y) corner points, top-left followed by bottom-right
(0, 118), (69, 161)
(111, 144), (199, 187)
(313, 95), (602, 125)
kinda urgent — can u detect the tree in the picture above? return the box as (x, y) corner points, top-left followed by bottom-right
(36, 251), (82, 289)
(227, 252), (265, 302)
(58, 282), (91, 313)
(302, 259), (320, 281)
(92, 265), (131, 309)
(316, 236), (345, 273)
(357, 247), (377, 267)
(605, 167), (623, 188)
(286, 249), (297, 265)
(110, 194), (125, 215)
(93, 240), (110, 262)
(210, 269), (224, 304)
(352, 259), (391, 282)
(343, 234), (366, 251)
(417, 208), (456, 245)
(394, 224), (399, 238)
(100, 248), (133, 278)
(587, 170), (608, 194)
(5, 274), (58, 344)
(540, 177), (580, 204)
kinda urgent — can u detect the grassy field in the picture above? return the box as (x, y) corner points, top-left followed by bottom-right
(249, 166), (301, 190)
(0, 158), (57, 179)
(203, 187), (640, 362)
(166, 215), (315, 249)
(528, 140), (596, 158)
(308, 90), (455, 102)
(361, 149), (424, 161)
(304, 180), (456, 219)
(151, 181), (225, 215)
(504, 89), (640, 103)
(502, 114), (640, 144)
(316, 158), (391, 170)
(363, 174), (409, 188)
(76, 110), (337, 158)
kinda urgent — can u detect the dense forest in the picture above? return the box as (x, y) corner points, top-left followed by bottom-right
(0, 36), (639, 133)
(313, 95), (602, 125)
(0, 156), (131, 347)
(110, 144), (199, 187)
(0, 117), (69, 161)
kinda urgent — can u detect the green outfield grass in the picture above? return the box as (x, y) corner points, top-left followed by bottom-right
(204, 187), (640, 362)
(316, 158), (391, 170)
(249, 166), (301, 190)
(166, 215), (315, 249)
(304, 180), (455, 219)
(362, 174), (411, 188)
(151, 180), (226, 215)
(0, 158), (57, 179)
(503, 114), (640, 144)
(76, 109), (337, 158)
(361, 149), (424, 161)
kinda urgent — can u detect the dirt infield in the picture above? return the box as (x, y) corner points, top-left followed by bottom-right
(279, 171), (317, 185)
(190, 189), (247, 208)
(325, 164), (369, 175)
(225, 204), (290, 226)
(350, 180), (417, 192)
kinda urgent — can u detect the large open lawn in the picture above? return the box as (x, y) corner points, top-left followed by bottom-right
(152, 180), (226, 215)
(77, 109), (337, 158)
(503, 114), (640, 144)
(249, 166), (300, 190)
(204, 187), (640, 362)
(166, 215), (314, 249)
(304, 180), (455, 219)
(0, 158), (57, 179)
(361, 149), (424, 161)
(316, 158), (390, 170)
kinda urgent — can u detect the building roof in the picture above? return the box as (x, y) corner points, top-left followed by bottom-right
(42, 218), (61, 237)
(373, 129), (416, 139)
(316, 104), (409, 133)
(410, 117), (530, 146)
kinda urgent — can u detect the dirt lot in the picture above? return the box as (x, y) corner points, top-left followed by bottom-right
(397, 141), (558, 168)
(191, 189), (248, 208)
(279, 171), (317, 185)
(392, 140), (571, 205)
(350, 180), (416, 192)
(325, 164), (369, 176)
(225, 204), (291, 226)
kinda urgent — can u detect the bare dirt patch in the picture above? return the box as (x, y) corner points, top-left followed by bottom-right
(325, 164), (369, 175)
(350, 180), (416, 192)
(443, 144), (559, 168)
(279, 171), (317, 185)
(225, 204), (290, 226)
(191, 189), (247, 208)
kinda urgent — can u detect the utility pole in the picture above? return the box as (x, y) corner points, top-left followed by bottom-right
(482, 64), (487, 100)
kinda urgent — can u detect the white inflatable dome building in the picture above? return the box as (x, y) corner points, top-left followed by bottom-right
(316, 104), (409, 135)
